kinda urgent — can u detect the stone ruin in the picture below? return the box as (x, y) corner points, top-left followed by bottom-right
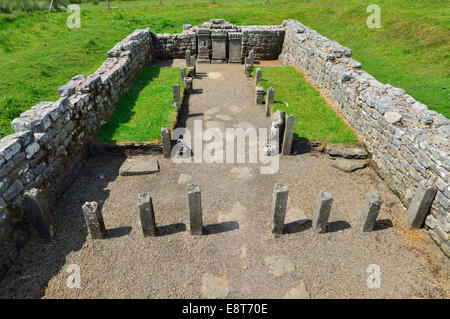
(0, 19), (448, 280)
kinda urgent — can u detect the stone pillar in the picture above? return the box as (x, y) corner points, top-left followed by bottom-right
(138, 193), (157, 237)
(249, 49), (255, 64)
(312, 191), (333, 234)
(282, 114), (295, 156)
(184, 77), (193, 94)
(82, 201), (106, 239)
(211, 31), (227, 63)
(180, 67), (186, 82)
(271, 183), (289, 234)
(189, 55), (196, 76)
(245, 64), (252, 77)
(255, 68), (262, 86)
(265, 87), (275, 116)
(271, 110), (285, 155)
(256, 86), (265, 105)
(360, 190), (382, 232)
(406, 180), (436, 229)
(196, 28), (211, 63)
(188, 184), (203, 235)
(185, 49), (191, 66)
(173, 84), (181, 108)
(23, 188), (55, 240)
(161, 127), (171, 158)
(228, 32), (242, 63)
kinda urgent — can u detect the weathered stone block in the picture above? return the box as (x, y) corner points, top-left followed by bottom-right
(188, 184), (202, 235)
(138, 193), (157, 237)
(271, 183), (289, 234)
(359, 190), (382, 232)
(312, 191), (333, 234)
(406, 180), (437, 229)
(82, 201), (106, 239)
(23, 188), (55, 240)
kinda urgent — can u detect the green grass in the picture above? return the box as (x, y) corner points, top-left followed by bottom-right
(256, 66), (358, 144)
(0, 0), (448, 139)
(96, 66), (181, 142)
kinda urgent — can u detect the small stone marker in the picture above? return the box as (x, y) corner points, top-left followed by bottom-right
(188, 184), (203, 235)
(360, 190), (382, 232)
(282, 114), (295, 155)
(82, 201), (106, 239)
(188, 66), (196, 77)
(271, 183), (289, 234)
(245, 64), (252, 77)
(161, 127), (171, 158)
(256, 86), (265, 105)
(23, 188), (55, 240)
(312, 191), (333, 234)
(249, 49), (255, 64)
(185, 49), (191, 66)
(255, 68), (262, 85)
(138, 193), (157, 237)
(266, 87), (275, 117)
(184, 76), (193, 93)
(180, 67), (186, 82)
(406, 180), (437, 229)
(119, 156), (160, 176)
(190, 55), (197, 73)
(173, 84), (181, 108)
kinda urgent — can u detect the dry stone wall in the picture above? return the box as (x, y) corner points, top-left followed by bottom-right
(152, 20), (285, 62)
(0, 28), (155, 279)
(279, 19), (449, 256)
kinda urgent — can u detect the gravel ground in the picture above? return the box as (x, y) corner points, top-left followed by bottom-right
(0, 63), (448, 299)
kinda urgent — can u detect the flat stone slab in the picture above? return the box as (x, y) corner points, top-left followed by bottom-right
(119, 156), (159, 176)
(327, 146), (368, 159)
(332, 158), (368, 172)
(282, 281), (310, 299)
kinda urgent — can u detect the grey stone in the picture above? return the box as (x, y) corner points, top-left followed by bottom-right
(327, 146), (368, 159)
(23, 188), (55, 239)
(184, 77), (193, 93)
(256, 86), (265, 105)
(245, 64), (252, 77)
(360, 190), (382, 232)
(185, 49), (191, 66)
(82, 201), (106, 239)
(180, 67), (186, 82)
(255, 68), (262, 85)
(282, 114), (295, 155)
(271, 183), (289, 234)
(119, 156), (159, 176)
(406, 180), (437, 229)
(283, 281), (310, 299)
(211, 32), (227, 63)
(384, 111), (402, 124)
(161, 128), (172, 158)
(312, 191), (333, 234)
(3, 180), (23, 202)
(332, 158), (368, 172)
(266, 87), (275, 117)
(173, 84), (181, 108)
(188, 184), (203, 235)
(228, 32), (242, 63)
(138, 193), (157, 237)
(196, 29), (210, 63)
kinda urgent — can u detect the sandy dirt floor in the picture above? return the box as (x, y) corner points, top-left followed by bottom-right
(0, 63), (448, 299)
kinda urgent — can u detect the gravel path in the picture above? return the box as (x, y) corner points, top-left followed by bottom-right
(1, 63), (448, 299)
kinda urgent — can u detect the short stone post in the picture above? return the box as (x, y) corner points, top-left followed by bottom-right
(138, 193), (157, 237)
(249, 49), (255, 65)
(23, 188), (55, 240)
(256, 86), (265, 105)
(282, 114), (295, 155)
(406, 180), (437, 229)
(82, 201), (106, 239)
(184, 77), (193, 94)
(185, 49), (191, 66)
(245, 64), (252, 77)
(265, 87), (275, 117)
(188, 184), (203, 235)
(271, 183), (289, 234)
(190, 55), (196, 75)
(359, 190), (382, 232)
(312, 191), (333, 234)
(173, 84), (181, 108)
(161, 127), (171, 158)
(255, 68), (262, 86)
(180, 67), (186, 82)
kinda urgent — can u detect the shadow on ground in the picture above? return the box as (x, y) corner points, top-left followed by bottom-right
(0, 156), (125, 298)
